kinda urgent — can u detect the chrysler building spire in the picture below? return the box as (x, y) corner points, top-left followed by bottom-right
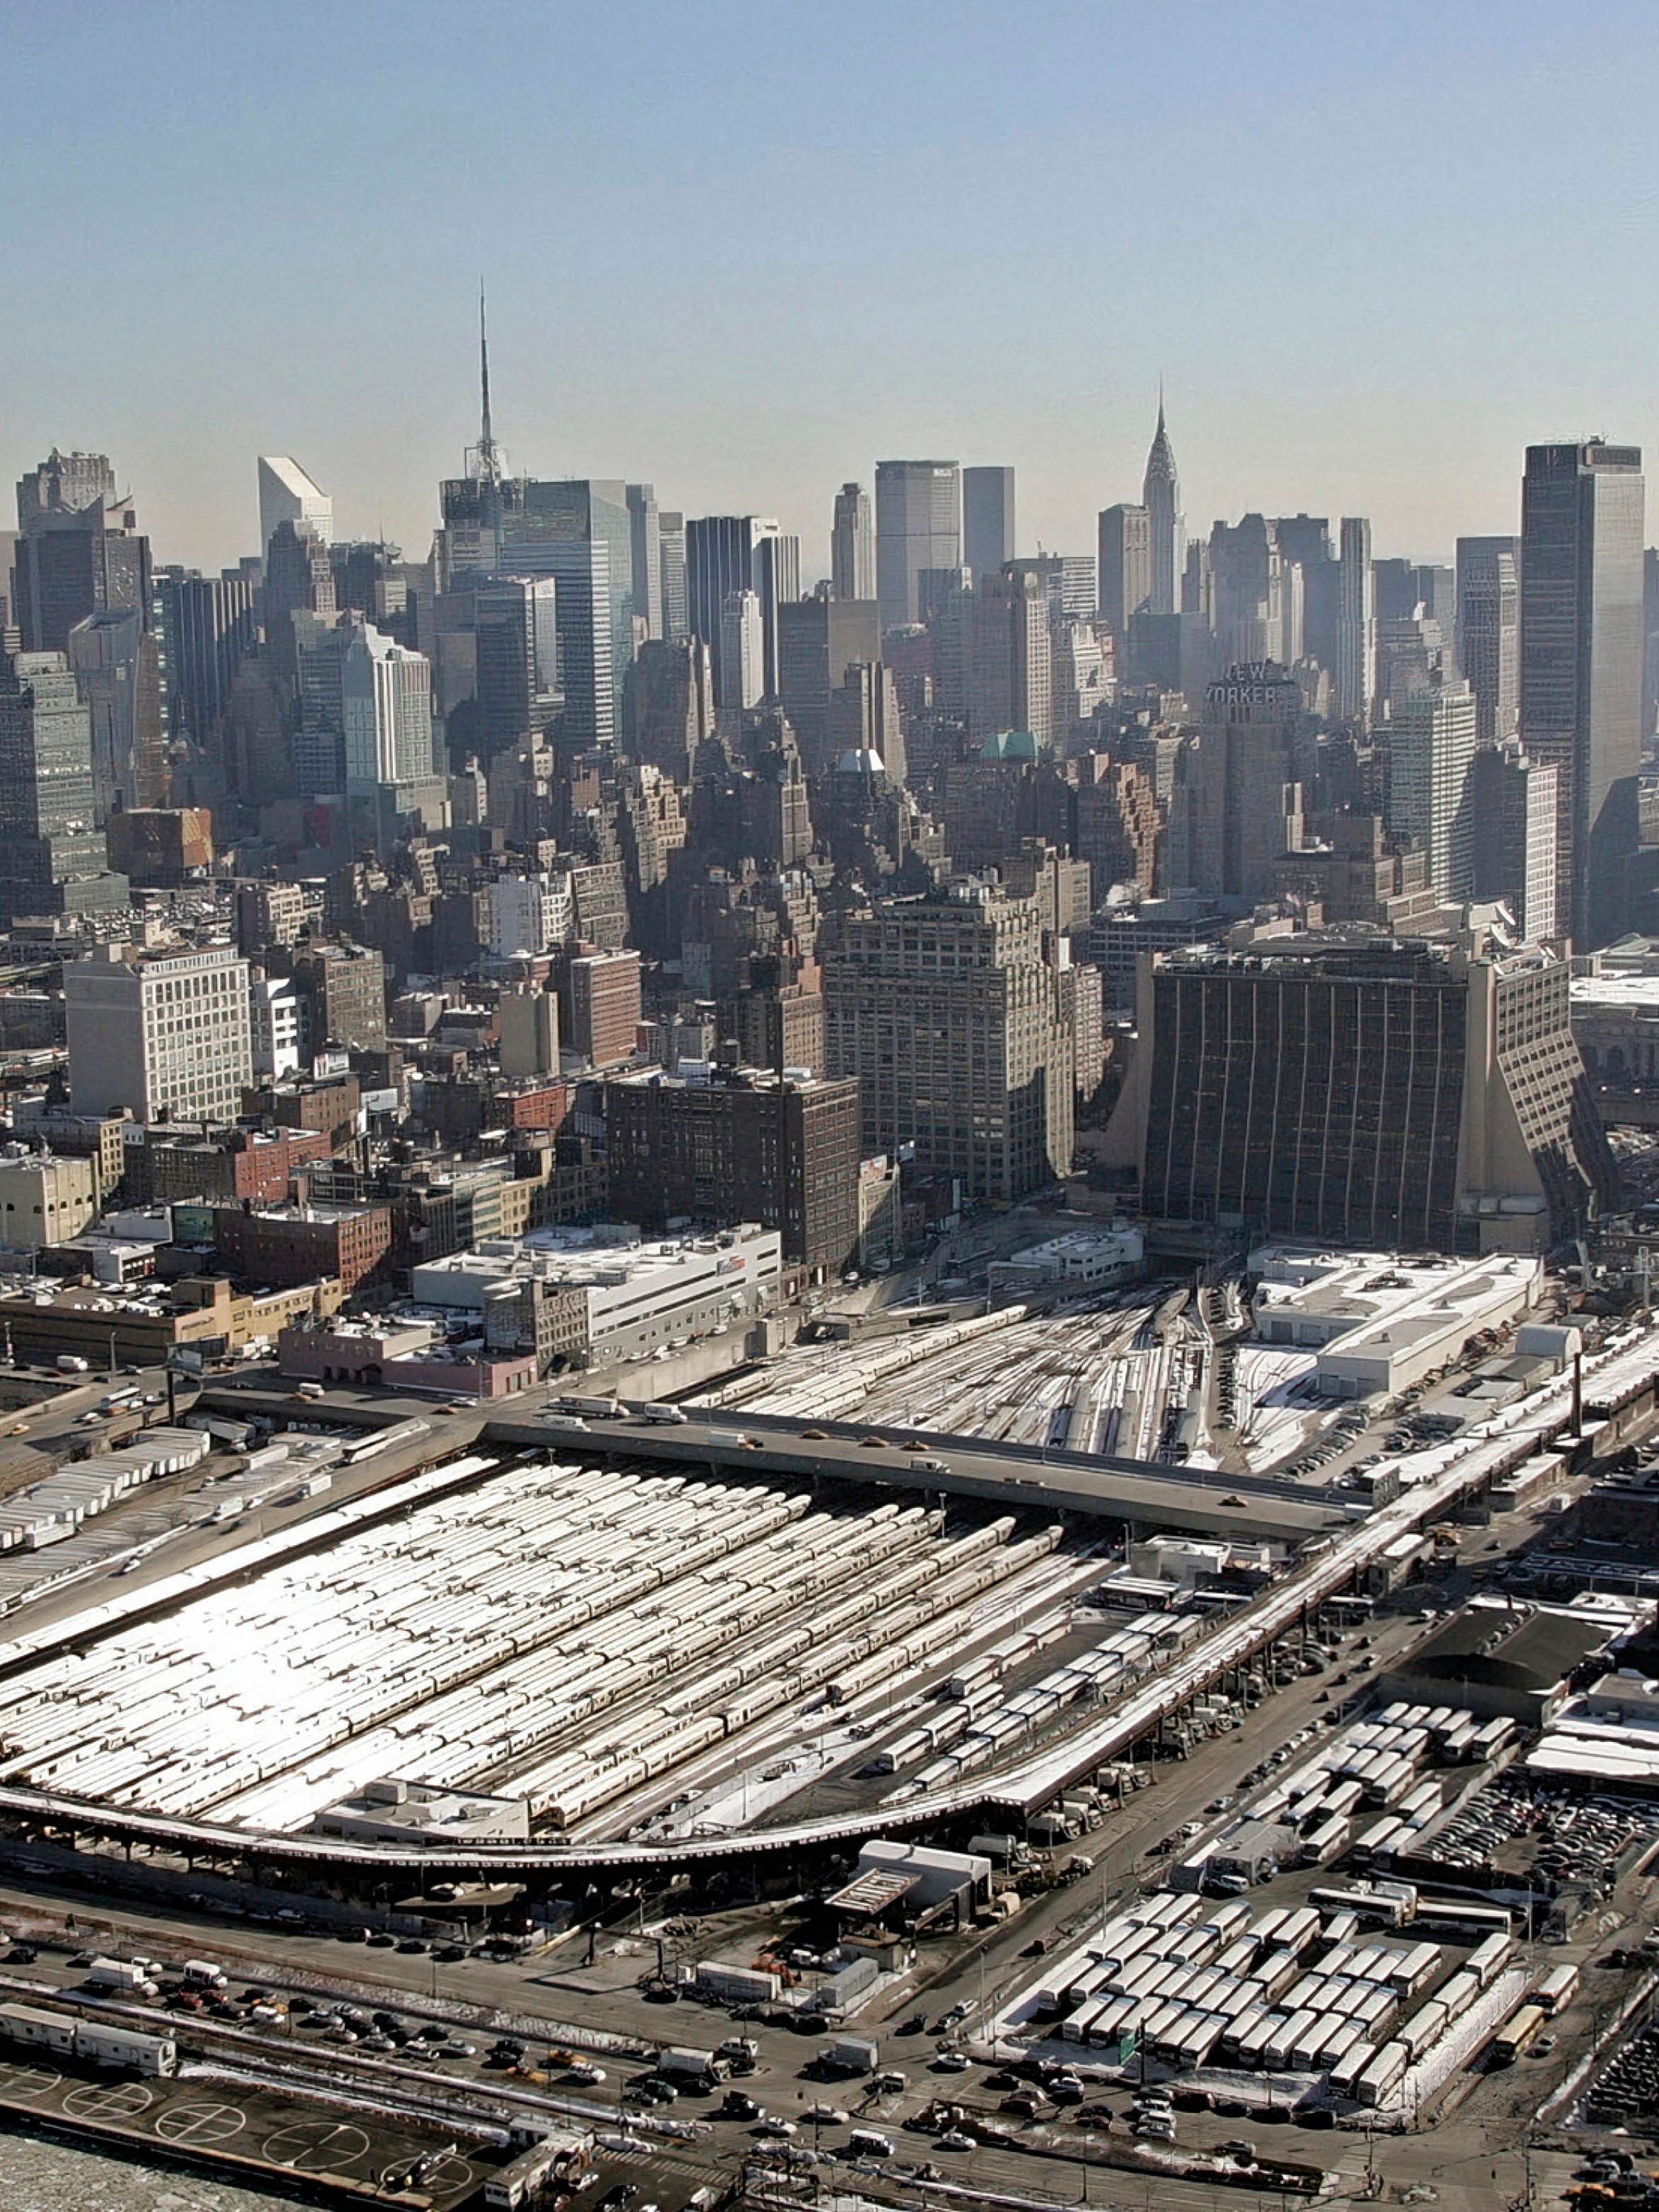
(1142, 389), (1180, 616)
(1141, 389), (1185, 614)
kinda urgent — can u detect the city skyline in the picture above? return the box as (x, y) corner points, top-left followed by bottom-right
(5, 2), (1657, 570)
(4, 5), (1659, 2193)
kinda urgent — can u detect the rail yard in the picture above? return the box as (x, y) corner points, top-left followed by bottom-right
(711, 1282), (1363, 1475)
(721, 1293), (1219, 1464)
(0, 1280), (1653, 1875)
(0, 1279), (1657, 2210)
(0, 1457), (1090, 1839)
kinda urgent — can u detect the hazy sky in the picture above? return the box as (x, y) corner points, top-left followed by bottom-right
(5, 0), (1658, 577)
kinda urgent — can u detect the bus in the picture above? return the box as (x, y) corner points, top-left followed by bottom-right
(1491, 2004), (1546, 2066)
(1529, 1964), (1580, 2017)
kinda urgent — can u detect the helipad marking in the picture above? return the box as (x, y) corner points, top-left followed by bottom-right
(153, 2097), (245, 2145)
(63, 2077), (154, 2119)
(262, 2116), (372, 2171)
(0, 2061), (59, 2098)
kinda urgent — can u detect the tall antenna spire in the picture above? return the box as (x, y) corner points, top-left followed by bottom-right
(477, 280), (499, 486)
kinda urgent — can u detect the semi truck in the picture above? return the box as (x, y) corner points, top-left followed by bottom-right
(86, 1957), (158, 1996)
(821, 2035), (879, 2075)
(656, 2045), (729, 2084)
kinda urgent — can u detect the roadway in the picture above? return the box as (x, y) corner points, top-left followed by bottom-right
(0, 1360), (192, 1478)
(486, 1406), (1358, 1544)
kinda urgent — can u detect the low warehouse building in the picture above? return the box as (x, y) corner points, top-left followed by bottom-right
(411, 1222), (782, 1369)
(987, 1225), (1145, 1296)
(827, 1838), (994, 1931)
(1249, 1247), (1541, 1399)
(1377, 1599), (1621, 1725)
(311, 1777), (531, 1845)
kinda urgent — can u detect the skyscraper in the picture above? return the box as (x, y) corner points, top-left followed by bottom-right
(1519, 439), (1645, 947)
(1142, 400), (1180, 617)
(1274, 515), (1337, 676)
(472, 577), (560, 762)
(263, 520), (335, 624)
(626, 483), (663, 640)
(1335, 516), (1375, 723)
(1097, 504), (1150, 638)
(874, 461), (960, 630)
(155, 569), (257, 750)
(0, 651), (128, 925)
(498, 480), (634, 749)
(777, 596), (881, 772)
(753, 532), (800, 697)
(257, 456), (332, 561)
(626, 635), (713, 777)
(968, 570), (1051, 749)
(67, 609), (167, 818)
(14, 451), (151, 655)
(685, 515), (783, 708)
(658, 510), (688, 643)
(824, 878), (1075, 1201)
(341, 620), (437, 792)
(1385, 681), (1480, 903)
(720, 589), (765, 715)
(963, 466), (1016, 585)
(1471, 742), (1559, 943)
(830, 482), (874, 601)
(1209, 515), (1290, 666)
(1456, 536), (1520, 745)
(1004, 554), (1095, 621)
(1180, 661), (1305, 899)
(430, 296), (518, 593)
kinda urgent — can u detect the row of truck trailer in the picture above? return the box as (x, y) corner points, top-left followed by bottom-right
(1033, 1873), (1589, 2109)
(0, 2001), (176, 2076)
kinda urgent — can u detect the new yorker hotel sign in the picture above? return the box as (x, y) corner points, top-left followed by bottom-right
(1207, 663), (1299, 715)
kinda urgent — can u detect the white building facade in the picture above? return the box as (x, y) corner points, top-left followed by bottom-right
(342, 621), (436, 792)
(257, 455), (331, 555)
(488, 871), (574, 960)
(66, 946), (254, 1123)
(250, 974), (303, 1079)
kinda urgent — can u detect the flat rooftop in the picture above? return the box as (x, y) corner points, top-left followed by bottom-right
(1572, 973), (1659, 1009)
(1252, 1248), (1537, 1352)
(415, 1223), (776, 1294)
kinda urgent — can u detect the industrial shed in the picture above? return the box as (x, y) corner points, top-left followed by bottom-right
(1376, 1602), (1618, 1725)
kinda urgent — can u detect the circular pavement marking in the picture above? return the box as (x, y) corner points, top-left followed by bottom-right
(262, 2117), (372, 2171)
(0, 2062), (59, 2098)
(154, 2099), (246, 2146)
(63, 2078), (154, 2120)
